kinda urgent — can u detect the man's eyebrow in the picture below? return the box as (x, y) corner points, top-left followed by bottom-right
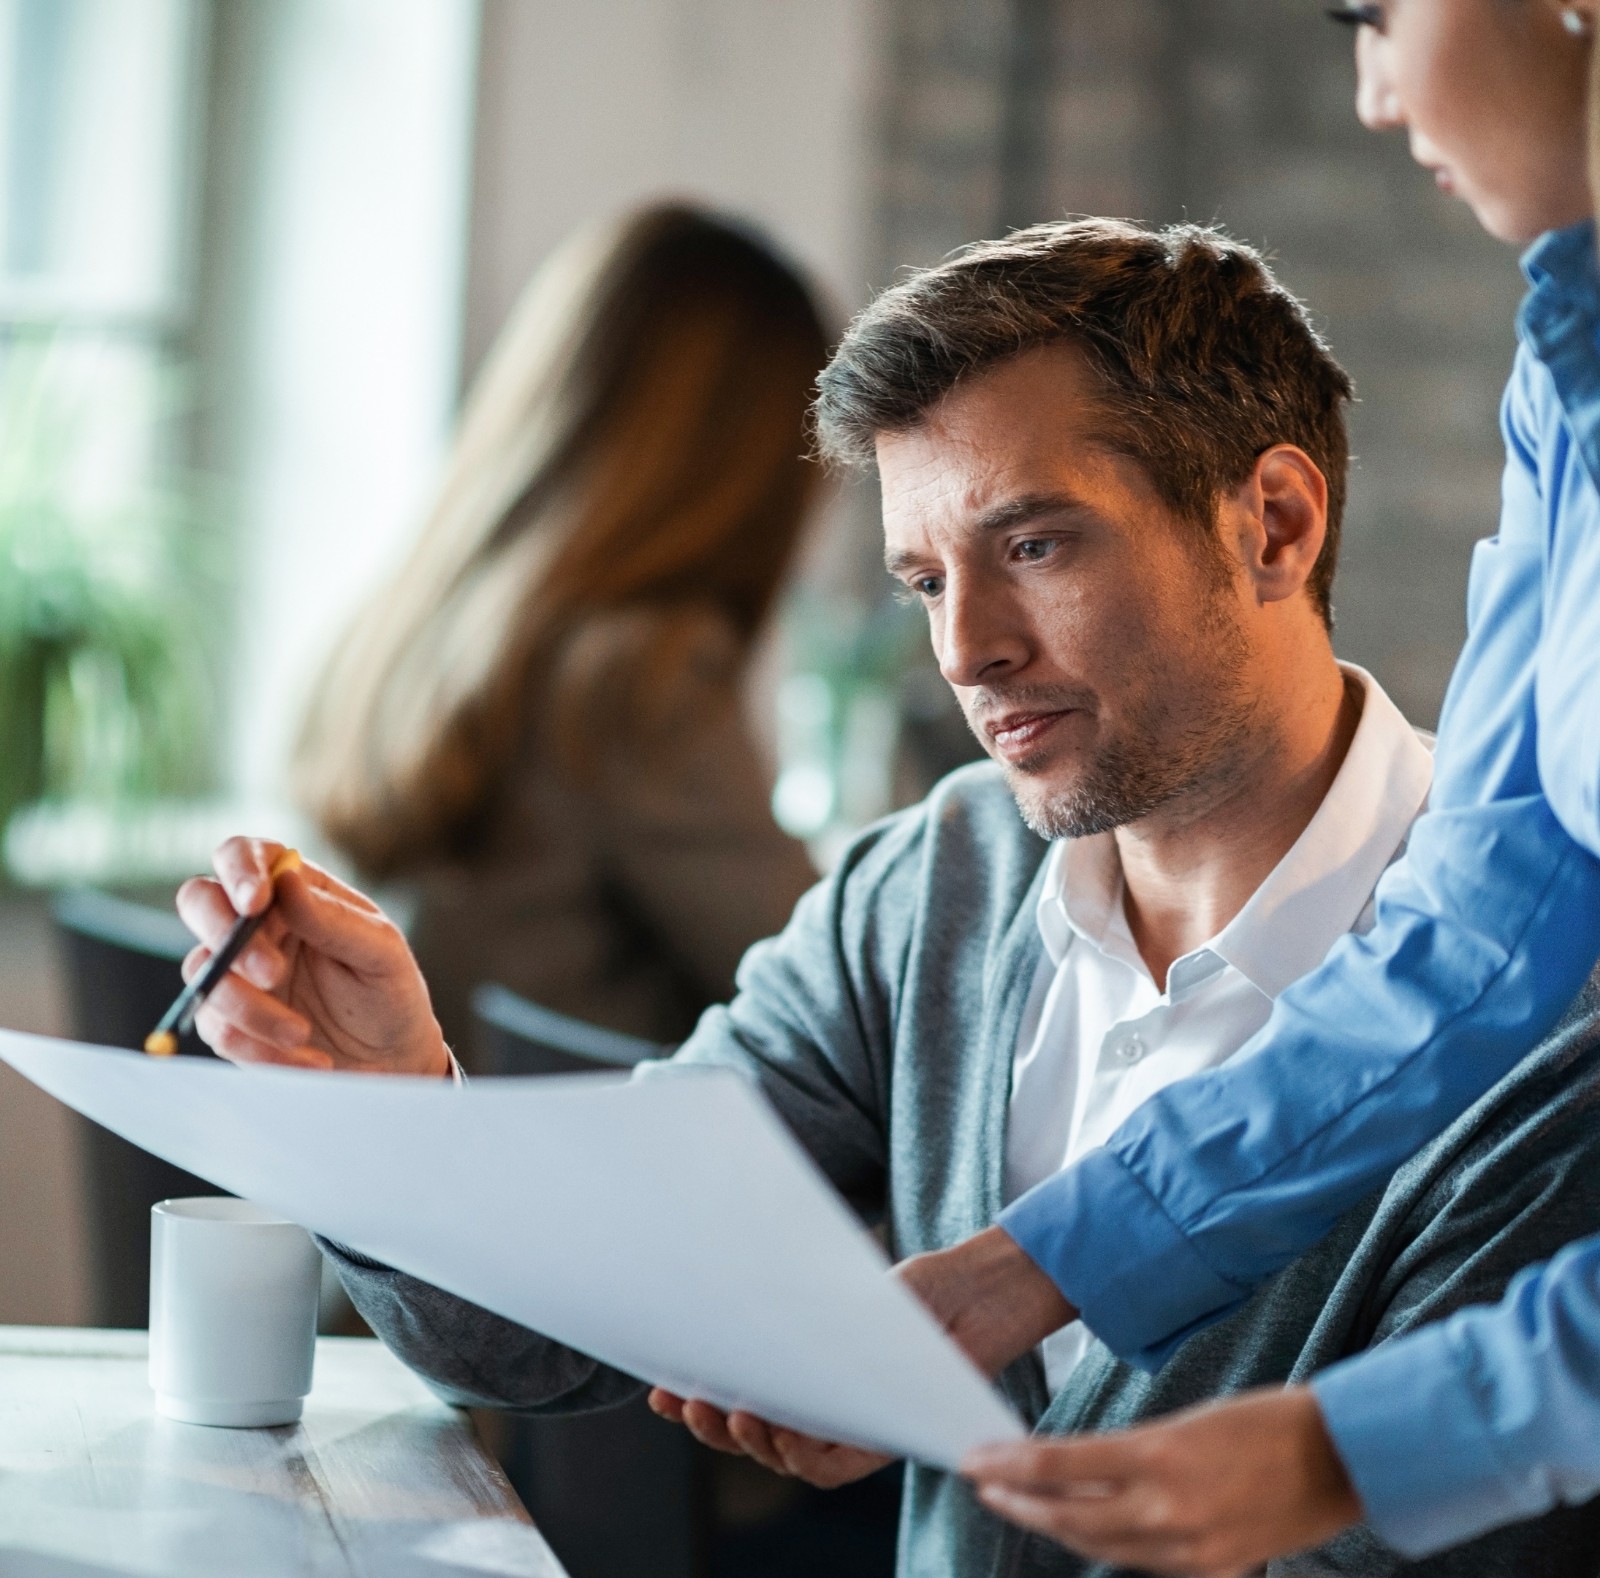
(883, 492), (1091, 575)
(972, 491), (1090, 533)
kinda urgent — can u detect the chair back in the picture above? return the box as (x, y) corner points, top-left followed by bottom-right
(53, 889), (208, 1053)
(51, 889), (224, 1327)
(471, 982), (671, 1075)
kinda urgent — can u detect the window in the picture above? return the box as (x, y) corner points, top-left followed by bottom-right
(0, 0), (213, 852)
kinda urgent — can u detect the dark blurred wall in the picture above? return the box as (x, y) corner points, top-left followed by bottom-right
(0, 894), (81, 1324)
(869, 0), (1526, 727)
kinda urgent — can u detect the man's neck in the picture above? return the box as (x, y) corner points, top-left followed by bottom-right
(1115, 664), (1363, 990)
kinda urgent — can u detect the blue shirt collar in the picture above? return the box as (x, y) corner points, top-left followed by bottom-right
(1521, 218), (1599, 296)
(1516, 220), (1600, 469)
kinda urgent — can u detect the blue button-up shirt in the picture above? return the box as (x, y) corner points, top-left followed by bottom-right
(999, 219), (1600, 1556)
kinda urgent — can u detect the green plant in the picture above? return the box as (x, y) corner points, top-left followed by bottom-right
(772, 589), (928, 840)
(0, 330), (219, 843)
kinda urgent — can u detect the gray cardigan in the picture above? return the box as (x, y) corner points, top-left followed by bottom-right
(328, 763), (1600, 1576)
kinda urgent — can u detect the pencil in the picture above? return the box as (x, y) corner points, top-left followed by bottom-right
(144, 848), (303, 1056)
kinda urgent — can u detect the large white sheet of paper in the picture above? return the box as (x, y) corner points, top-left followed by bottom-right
(0, 1030), (1022, 1467)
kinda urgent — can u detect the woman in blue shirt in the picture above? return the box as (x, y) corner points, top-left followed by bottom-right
(960, 2), (1600, 1572)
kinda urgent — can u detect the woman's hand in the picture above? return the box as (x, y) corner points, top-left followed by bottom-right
(962, 1385), (1361, 1577)
(175, 836), (450, 1077)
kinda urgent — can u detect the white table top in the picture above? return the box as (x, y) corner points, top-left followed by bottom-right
(0, 1326), (570, 1578)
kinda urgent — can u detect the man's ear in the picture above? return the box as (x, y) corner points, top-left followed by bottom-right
(1228, 445), (1329, 608)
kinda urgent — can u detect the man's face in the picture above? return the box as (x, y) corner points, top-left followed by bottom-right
(879, 343), (1259, 841)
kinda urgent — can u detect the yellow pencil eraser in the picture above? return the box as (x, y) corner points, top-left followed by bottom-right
(144, 1031), (178, 1058)
(268, 847), (303, 881)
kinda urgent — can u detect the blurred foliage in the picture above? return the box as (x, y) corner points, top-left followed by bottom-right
(773, 592), (931, 845)
(782, 587), (928, 694)
(0, 329), (220, 846)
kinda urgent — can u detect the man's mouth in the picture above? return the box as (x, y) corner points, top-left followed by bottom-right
(986, 709), (1075, 763)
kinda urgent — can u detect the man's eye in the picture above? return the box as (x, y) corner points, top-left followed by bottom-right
(892, 575), (943, 604)
(1014, 538), (1053, 563)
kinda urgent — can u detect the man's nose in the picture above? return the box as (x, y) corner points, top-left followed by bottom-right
(936, 579), (1028, 688)
(1354, 28), (1403, 130)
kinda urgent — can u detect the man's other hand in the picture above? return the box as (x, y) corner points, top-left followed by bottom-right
(176, 836), (450, 1077)
(647, 1392), (891, 1488)
(962, 1385), (1361, 1577)
(645, 1223), (1076, 1487)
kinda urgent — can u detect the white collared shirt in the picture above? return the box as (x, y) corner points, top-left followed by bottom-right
(1003, 665), (1434, 1392)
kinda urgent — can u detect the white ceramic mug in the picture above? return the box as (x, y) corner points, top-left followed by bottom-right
(148, 1197), (321, 1427)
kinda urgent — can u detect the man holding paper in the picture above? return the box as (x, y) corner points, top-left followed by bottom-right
(182, 219), (1600, 1575)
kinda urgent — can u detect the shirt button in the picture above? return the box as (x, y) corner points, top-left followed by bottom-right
(1115, 1036), (1145, 1065)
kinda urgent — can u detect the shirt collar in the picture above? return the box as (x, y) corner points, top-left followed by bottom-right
(1035, 832), (1130, 970)
(1209, 666), (1432, 996)
(1517, 219), (1600, 500)
(1036, 665), (1434, 998)
(1521, 218), (1599, 298)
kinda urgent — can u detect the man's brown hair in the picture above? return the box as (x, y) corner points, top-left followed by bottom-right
(815, 218), (1354, 625)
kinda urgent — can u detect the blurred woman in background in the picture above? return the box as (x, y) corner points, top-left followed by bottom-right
(294, 205), (826, 1060)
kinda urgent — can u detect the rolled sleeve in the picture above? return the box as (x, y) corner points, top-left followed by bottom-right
(998, 1146), (1247, 1368)
(1315, 1233), (1600, 1556)
(1314, 1324), (1526, 1557)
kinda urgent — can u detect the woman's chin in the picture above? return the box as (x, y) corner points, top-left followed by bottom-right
(1466, 188), (1595, 248)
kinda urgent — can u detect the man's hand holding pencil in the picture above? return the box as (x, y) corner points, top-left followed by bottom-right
(176, 837), (451, 1078)
(175, 838), (1077, 1502)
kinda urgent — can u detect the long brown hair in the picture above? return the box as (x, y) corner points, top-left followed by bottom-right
(295, 205), (830, 877)
(1590, 20), (1600, 215)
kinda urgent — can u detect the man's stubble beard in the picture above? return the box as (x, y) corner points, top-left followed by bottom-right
(993, 599), (1258, 844)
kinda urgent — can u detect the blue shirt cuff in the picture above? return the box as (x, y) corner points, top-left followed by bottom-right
(1313, 1322), (1528, 1557)
(997, 1146), (1248, 1368)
